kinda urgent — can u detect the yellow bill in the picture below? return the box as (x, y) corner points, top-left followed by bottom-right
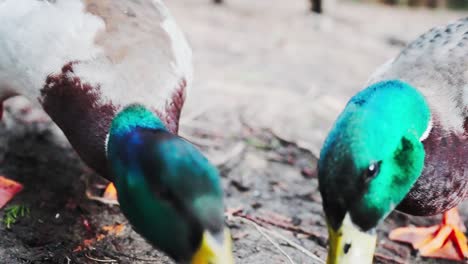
(192, 228), (234, 264)
(327, 214), (377, 264)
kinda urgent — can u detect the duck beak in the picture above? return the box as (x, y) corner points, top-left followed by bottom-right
(191, 228), (234, 264)
(327, 214), (377, 264)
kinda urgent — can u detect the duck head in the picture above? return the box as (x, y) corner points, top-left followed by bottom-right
(106, 104), (233, 264)
(318, 80), (431, 264)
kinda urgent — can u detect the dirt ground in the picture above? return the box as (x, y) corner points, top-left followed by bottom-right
(0, 0), (467, 263)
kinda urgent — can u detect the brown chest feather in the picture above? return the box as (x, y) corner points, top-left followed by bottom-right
(397, 121), (468, 216)
(40, 63), (117, 180)
(39, 63), (186, 181)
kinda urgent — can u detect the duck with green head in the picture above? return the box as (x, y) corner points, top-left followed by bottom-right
(319, 18), (467, 263)
(0, 0), (233, 263)
(107, 105), (232, 263)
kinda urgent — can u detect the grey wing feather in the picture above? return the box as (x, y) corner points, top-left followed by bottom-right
(368, 17), (468, 133)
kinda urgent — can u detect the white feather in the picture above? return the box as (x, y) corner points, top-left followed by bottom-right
(0, 0), (193, 113)
(0, 0), (104, 99)
(420, 117), (433, 141)
(160, 2), (193, 86)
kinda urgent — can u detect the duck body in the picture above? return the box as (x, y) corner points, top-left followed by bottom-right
(319, 17), (467, 263)
(367, 17), (468, 216)
(0, 0), (192, 180)
(0, 1), (234, 263)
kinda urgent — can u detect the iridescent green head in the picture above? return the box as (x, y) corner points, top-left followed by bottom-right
(318, 80), (431, 263)
(106, 104), (233, 264)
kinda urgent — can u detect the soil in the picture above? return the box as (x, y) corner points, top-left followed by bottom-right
(0, 0), (467, 263)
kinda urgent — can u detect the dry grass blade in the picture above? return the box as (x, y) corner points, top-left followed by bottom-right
(109, 250), (163, 262)
(228, 209), (325, 264)
(264, 228), (325, 264)
(231, 209), (324, 241)
(84, 254), (117, 263)
(241, 217), (296, 264)
(86, 191), (120, 206)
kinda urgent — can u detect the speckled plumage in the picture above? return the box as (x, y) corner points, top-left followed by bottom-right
(368, 17), (468, 216)
(0, 0), (193, 180)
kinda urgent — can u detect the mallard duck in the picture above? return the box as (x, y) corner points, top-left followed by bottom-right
(318, 17), (467, 263)
(0, 0), (233, 263)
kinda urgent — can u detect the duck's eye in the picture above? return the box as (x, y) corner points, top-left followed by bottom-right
(365, 161), (381, 181)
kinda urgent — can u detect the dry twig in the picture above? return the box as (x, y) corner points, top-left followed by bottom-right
(231, 209), (324, 240)
(228, 209), (325, 264)
(86, 191), (120, 206)
(264, 228), (325, 264)
(241, 217), (296, 264)
(109, 250), (162, 262)
(84, 254), (117, 263)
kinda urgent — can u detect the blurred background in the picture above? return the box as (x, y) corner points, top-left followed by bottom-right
(214, 0), (468, 12)
(0, 0), (466, 263)
(370, 0), (468, 9)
